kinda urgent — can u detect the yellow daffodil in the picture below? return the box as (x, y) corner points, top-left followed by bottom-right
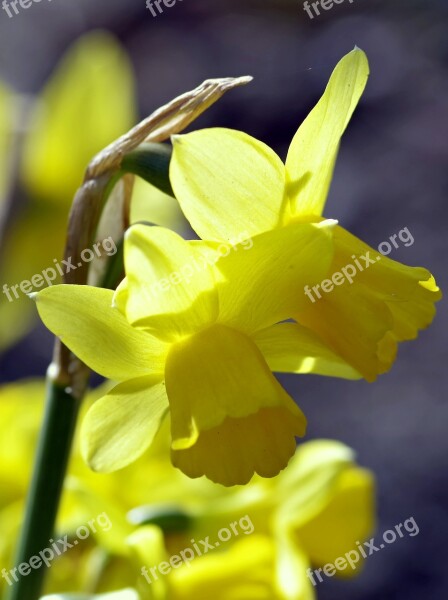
(169, 48), (442, 381)
(34, 217), (364, 486)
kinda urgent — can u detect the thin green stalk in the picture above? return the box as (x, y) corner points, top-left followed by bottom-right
(6, 380), (80, 600)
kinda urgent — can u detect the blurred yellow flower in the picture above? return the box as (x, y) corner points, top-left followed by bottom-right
(0, 30), (185, 352)
(22, 31), (135, 205)
(0, 31), (136, 352)
(0, 382), (375, 600)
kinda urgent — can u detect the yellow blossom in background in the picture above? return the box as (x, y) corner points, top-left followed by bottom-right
(21, 31), (135, 205)
(0, 31), (136, 351)
(0, 31), (185, 352)
(0, 381), (375, 600)
(169, 48), (442, 381)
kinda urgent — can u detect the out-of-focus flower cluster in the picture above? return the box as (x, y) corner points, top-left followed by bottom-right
(0, 381), (374, 599)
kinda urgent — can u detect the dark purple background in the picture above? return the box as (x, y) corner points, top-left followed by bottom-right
(1, 1), (447, 599)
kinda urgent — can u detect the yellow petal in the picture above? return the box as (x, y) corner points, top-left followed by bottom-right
(22, 31), (135, 204)
(206, 220), (336, 335)
(170, 128), (286, 240)
(81, 376), (168, 472)
(294, 466), (376, 576)
(165, 323), (306, 485)
(276, 531), (315, 600)
(253, 322), (361, 380)
(274, 440), (357, 529)
(127, 526), (168, 600)
(169, 535), (277, 600)
(295, 225), (441, 381)
(286, 48), (369, 217)
(35, 285), (167, 380)
(116, 225), (218, 341)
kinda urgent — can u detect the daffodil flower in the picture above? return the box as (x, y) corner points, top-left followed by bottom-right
(35, 218), (360, 486)
(169, 48), (442, 381)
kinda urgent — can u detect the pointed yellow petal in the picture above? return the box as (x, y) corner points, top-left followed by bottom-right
(170, 128), (286, 240)
(286, 48), (369, 217)
(127, 526), (168, 600)
(294, 466), (376, 574)
(274, 442), (375, 580)
(295, 225), (441, 381)
(276, 531), (315, 600)
(210, 220), (336, 335)
(116, 225), (218, 341)
(274, 440), (357, 529)
(81, 376), (168, 472)
(22, 31), (135, 204)
(35, 285), (167, 379)
(165, 324), (306, 485)
(253, 322), (361, 380)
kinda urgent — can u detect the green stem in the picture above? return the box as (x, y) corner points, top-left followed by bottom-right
(6, 380), (81, 600)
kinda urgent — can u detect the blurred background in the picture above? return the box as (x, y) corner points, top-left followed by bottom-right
(0, 0), (447, 598)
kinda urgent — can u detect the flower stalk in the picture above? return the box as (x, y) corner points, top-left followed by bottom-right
(6, 381), (80, 600)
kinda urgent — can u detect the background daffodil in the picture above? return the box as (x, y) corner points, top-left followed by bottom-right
(0, 31), (186, 353)
(34, 219), (357, 486)
(169, 48), (442, 382)
(0, 381), (375, 600)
